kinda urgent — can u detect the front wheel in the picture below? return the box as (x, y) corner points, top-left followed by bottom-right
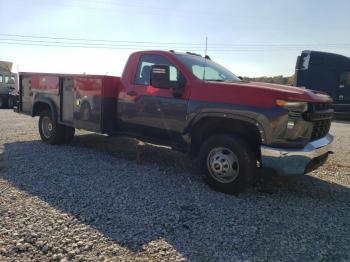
(198, 134), (256, 194)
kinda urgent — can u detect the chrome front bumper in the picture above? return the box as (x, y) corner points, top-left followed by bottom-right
(261, 134), (333, 176)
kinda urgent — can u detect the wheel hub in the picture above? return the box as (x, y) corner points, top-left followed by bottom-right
(207, 147), (239, 183)
(211, 155), (230, 174)
(41, 116), (53, 139)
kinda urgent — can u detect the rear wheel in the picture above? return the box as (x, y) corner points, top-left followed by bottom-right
(198, 134), (255, 194)
(38, 110), (65, 145)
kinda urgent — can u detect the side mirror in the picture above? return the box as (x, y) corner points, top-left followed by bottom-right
(150, 65), (186, 97)
(150, 65), (172, 89)
(238, 76), (243, 80)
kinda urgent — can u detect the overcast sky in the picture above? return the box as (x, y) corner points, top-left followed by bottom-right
(0, 0), (349, 77)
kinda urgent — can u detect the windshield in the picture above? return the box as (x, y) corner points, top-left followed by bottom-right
(175, 54), (241, 82)
(5, 75), (16, 84)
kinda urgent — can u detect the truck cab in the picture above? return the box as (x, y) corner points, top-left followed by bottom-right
(295, 50), (350, 114)
(16, 50), (334, 194)
(0, 61), (18, 108)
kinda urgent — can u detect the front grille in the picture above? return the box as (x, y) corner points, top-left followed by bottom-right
(304, 103), (333, 141)
(312, 103), (331, 111)
(310, 119), (332, 140)
(288, 110), (303, 119)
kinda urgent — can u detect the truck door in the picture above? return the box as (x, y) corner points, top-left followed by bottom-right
(61, 77), (75, 123)
(119, 54), (188, 144)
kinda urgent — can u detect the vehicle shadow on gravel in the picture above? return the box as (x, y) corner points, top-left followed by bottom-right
(1, 136), (350, 260)
(72, 133), (194, 173)
(334, 116), (350, 123)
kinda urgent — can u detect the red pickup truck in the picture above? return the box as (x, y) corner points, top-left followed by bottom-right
(16, 50), (334, 194)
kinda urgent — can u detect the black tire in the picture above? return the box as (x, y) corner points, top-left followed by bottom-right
(38, 110), (65, 145)
(64, 126), (75, 143)
(198, 134), (256, 194)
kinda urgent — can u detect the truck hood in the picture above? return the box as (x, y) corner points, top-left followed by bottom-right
(195, 80), (333, 108)
(244, 81), (332, 103)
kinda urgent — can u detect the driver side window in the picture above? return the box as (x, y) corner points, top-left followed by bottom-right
(135, 55), (179, 85)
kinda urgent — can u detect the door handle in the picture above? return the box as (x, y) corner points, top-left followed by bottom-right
(127, 90), (138, 96)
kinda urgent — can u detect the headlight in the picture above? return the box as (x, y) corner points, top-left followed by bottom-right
(276, 99), (308, 113)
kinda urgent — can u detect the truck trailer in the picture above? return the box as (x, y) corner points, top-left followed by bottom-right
(295, 50), (350, 115)
(15, 50), (334, 194)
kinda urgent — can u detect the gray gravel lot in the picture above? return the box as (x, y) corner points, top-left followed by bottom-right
(0, 109), (350, 261)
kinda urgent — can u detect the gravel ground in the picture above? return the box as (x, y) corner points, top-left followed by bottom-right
(0, 109), (349, 262)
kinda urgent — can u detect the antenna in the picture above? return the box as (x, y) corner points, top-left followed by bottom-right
(203, 37), (208, 80)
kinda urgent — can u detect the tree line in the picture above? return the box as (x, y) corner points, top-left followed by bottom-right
(242, 75), (295, 86)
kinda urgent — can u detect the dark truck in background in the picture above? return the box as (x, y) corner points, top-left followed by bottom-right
(295, 50), (350, 115)
(15, 50), (334, 194)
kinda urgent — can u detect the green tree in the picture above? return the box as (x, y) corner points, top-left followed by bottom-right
(242, 75), (294, 86)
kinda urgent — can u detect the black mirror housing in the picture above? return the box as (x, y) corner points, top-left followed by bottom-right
(150, 65), (186, 97)
(150, 65), (172, 89)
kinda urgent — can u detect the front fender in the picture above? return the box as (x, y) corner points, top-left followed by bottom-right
(184, 100), (286, 145)
(185, 111), (267, 143)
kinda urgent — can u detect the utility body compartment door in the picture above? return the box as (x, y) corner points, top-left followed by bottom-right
(19, 75), (32, 114)
(61, 77), (74, 123)
(18, 73), (119, 134)
(72, 77), (103, 132)
(19, 74), (60, 115)
(61, 76), (118, 133)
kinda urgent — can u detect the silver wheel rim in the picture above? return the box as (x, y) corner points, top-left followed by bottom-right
(41, 116), (53, 139)
(207, 147), (239, 183)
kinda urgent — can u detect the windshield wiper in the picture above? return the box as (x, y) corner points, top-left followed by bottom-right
(224, 80), (241, 82)
(206, 79), (225, 82)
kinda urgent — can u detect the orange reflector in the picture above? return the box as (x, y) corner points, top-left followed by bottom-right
(276, 99), (286, 107)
